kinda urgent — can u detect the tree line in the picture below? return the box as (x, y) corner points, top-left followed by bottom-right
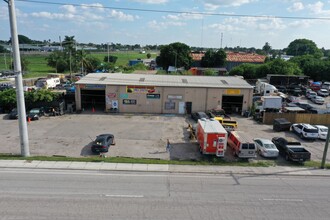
(155, 39), (330, 81)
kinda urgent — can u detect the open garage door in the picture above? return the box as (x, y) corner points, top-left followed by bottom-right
(222, 95), (243, 114)
(81, 89), (105, 112)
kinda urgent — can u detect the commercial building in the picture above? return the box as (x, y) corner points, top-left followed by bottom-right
(74, 73), (254, 114)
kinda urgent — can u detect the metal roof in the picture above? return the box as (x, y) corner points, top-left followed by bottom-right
(75, 73), (253, 89)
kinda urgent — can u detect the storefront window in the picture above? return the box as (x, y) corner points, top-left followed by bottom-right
(165, 101), (175, 110)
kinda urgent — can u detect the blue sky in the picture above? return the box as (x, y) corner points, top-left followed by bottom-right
(1, 0), (330, 49)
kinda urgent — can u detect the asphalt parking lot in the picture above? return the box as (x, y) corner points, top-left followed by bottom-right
(0, 111), (330, 163)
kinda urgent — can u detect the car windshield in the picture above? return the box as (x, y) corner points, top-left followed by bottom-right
(264, 143), (276, 149)
(320, 128), (328, 132)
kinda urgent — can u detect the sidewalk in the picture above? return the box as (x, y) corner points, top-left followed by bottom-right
(0, 160), (330, 176)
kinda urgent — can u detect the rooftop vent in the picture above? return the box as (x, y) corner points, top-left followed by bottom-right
(221, 80), (228, 85)
(182, 79), (188, 84)
(139, 78), (145, 82)
(99, 77), (106, 81)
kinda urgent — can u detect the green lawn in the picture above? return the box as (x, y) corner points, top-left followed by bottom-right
(0, 51), (158, 78)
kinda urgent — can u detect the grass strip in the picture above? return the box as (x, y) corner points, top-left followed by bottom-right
(0, 154), (328, 168)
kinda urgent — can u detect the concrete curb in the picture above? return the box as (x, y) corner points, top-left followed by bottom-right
(0, 160), (330, 176)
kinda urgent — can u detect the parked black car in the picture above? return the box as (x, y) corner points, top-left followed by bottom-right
(191, 111), (209, 122)
(26, 107), (45, 121)
(91, 134), (115, 153)
(8, 108), (18, 119)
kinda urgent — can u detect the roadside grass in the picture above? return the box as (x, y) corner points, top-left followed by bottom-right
(0, 154), (328, 168)
(0, 51), (157, 78)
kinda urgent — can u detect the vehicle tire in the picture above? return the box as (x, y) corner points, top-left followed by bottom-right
(300, 133), (303, 139)
(285, 154), (289, 161)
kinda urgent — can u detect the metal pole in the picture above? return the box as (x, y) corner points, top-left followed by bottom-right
(107, 42), (110, 62)
(320, 125), (330, 169)
(4, 53), (7, 69)
(175, 52), (177, 73)
(6, 0), (30, 157)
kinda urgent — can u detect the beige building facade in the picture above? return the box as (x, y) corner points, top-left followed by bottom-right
(74, 73), (254, 114)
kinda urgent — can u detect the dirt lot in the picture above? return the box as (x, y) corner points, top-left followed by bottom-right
(1, 111), (330, 163)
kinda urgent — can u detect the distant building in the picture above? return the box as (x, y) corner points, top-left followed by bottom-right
(190, 51), (266, 72)
(225, 52), (266, 71)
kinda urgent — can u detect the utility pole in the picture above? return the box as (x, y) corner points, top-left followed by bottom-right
(220, 33), (223, 49)
(5, 0), (30, 157)
(107, 42), (110, 63)
(321, 125), (330, 169)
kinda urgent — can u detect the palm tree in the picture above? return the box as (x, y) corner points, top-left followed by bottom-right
(62, 36), (76, 52)
(76, 49), (92, 74)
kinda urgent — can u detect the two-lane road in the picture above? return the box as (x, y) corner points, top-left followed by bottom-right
(1, 168), (329, 219)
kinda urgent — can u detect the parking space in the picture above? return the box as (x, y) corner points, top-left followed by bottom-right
(0, 112), (329, 163)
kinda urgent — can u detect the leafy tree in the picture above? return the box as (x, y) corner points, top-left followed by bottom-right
(286, 39), (323, 58)
(0, 45), (7, 53)
(262, 42), (272, 55)
(8, 35), (33, 44)
(0, 89), (16, 111)
(229, 63), (258, 79)
(76, 50), (93, 74)
(201, 49), (226, 67)
(84, 56), (100, 73)
(267, 59), (302, 76)
(103, 55), (118, 63)
(146, 53), (151, 59)
(290, 55), (329, 81)
(56, 59), (68, 73)
(156, 42), (192, 71)
(62, 36), (76, 52)
(45, 51), (67, 73)
(203, 69), (218, 76)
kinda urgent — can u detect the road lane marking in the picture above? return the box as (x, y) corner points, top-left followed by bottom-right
(104, 194), (144, 198)
(262, 198), (303, 202)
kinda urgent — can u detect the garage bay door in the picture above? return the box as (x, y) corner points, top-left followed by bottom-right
(81, 89), (105, 111)
(222, 95), (243, 114)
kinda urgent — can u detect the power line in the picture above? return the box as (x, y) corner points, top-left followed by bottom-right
(16, 0), (330, 21)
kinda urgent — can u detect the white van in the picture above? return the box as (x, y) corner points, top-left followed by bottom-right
(322, 82), (330, 91)
(227, 131), (257, 158)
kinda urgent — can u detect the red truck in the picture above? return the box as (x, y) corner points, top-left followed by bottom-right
(196, 119), (228, 157)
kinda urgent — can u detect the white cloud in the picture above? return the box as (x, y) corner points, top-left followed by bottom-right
(203, 0), (256, 10)
(31, 12), (71, 20)
(60, 5), (77, 14)
(208, 23), (242, 32)
(287, 2), (304, 12)
(108, 10), (136, 21)
(287, 20), (313, 28)
(148, 19), (186, 30)
(130, 0), (168, 4)
(307, 1), (330, 15)
(215, 16), (286, 31)
(81, 3), (105, 12)
(164, 13), (203, 21)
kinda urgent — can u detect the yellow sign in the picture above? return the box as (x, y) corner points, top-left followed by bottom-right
(226, 89), (241, 95)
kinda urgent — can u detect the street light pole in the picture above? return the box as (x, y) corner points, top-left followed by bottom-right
(5, 0), (30, 157)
